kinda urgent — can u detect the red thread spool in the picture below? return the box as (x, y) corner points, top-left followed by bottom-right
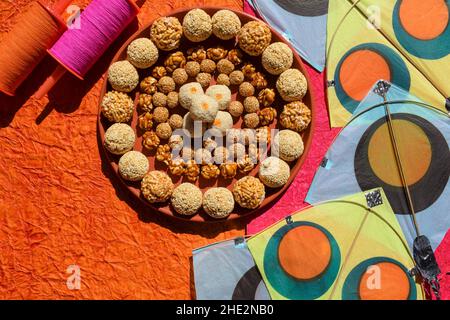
(35, 0), (139, 99)
(0, 0), (71, 96)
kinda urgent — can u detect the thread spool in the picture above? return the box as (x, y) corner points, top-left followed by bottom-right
(35, 0), (139, 99)
(0, 0), (71, 96)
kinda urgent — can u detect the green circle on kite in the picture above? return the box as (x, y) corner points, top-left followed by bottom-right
(263, 221), (341, 300)
(342, 257), (417, 300)
(393, 0), (450, 59)
(334, 43), (411, 114)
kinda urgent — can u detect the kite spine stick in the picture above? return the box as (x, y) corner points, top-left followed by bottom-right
(381, 95), (421, 238)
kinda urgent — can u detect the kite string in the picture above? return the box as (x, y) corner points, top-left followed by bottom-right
(328, 205), (370, 299)
(325, 0), (362, 68)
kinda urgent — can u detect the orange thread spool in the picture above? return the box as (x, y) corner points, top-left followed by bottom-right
(0, 1), (69, 96)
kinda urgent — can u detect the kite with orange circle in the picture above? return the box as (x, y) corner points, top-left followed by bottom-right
(247, 188), (425, 300)
(326, 0), (449, 127)
(307, 81), (450, 252)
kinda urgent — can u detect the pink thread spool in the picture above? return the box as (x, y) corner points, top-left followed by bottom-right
(35, 0), (139, 98)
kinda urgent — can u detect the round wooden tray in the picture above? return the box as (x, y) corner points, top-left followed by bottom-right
(97, 7), (315, 222)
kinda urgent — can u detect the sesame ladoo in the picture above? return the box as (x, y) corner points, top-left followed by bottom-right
(119, 151), (149, 182)
(104, 123), (135, 155)
(228, 101), (244, 117)
(273, 129), (305, 162)
(166, 91), (179, 109)
(168, 114), (183, 130)
(212, 10), (241, 40)
(238, 82), (255, 97)
(153, 106), (169, 123)
(171, 183), (203, 216)
(194, 148), (213, 165)
(157, 76), (176, 94)
(262, 42), (293, 75)
(172, 68), (188, 85)
(185, 61), (201, 77)
(216, 74), (230, 86)
(244, 113), (260, 129)
(258, 156), (290, 188)
(196, 72), (212, 88)
(216, 59), (235, 75)
(213, 146), (230, 165)
(276, 69), (308, 102)
(183, 9), (212, 42)
(203, 188), (235, 219)
(243, 96), (260, 113)
(200, 59), (216, 73)
(127, 38), (159, 69)
(108, 60), (139, 93)
(156, 123), (172, 140)
(229, 70), (244, 85)
(152, 92), (167, 108)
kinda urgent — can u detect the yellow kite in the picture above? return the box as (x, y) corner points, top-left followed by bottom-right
(326, 0), (450, 127)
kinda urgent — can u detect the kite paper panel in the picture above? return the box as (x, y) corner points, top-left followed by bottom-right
(247, 0), (327, 71)
(247, 189), (425, 300)
(351, 0), (450, 106)
(326, 0), (447, 127)
(307, 81), (450, 251)
(193, 238), (270, 300)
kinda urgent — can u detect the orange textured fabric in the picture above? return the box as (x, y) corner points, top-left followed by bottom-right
(0, 0), (244, 299)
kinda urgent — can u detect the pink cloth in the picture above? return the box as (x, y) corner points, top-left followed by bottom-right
(244, 2), (450, 300)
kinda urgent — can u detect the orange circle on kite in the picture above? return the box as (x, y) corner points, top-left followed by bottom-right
(278, 225), (331, 280)
(399, 0), (449, 40)
(339, 50), (391, 101)
(368, 119), (432, 187)
(359, 262), (411, 300)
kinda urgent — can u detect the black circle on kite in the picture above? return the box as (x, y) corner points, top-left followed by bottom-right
(354, 113), (450, 215)
(274, 0), (329, 17)
(232, 266), (264, 300)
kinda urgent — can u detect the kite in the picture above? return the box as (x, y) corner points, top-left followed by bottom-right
(326, 0), (450, 127)
(192, 237), (270, 300)
(246, 0), (328, 71)
(307, 81), (450, 254)
(247, 188), (425, 300)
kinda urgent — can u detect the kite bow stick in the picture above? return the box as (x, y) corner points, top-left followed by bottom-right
(374, 80), (442, 299)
